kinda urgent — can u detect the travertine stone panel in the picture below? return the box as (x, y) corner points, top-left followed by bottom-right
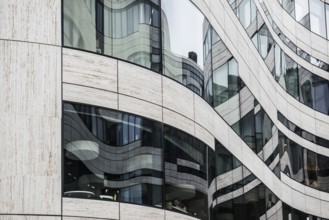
(162, 77), (194, 120)
(0, 40), (61, 215)
(63, 198), (119, 219)
(0, 0), (61, 45)
(118, 61), (162, 106)
(165, 211), (199, 220)
(63, 48), (118, 92)
(194, 94), (215, 135)
(0, 116), (61, 215)
(119, 94), (162, 122)
(305, 196), (322, 217)
(120, 203), (164, 220)
(63, 83), (118, 110)
(0, 216), (60, 220)
(63, 218), (106, 220)
(0, 40), (61, 118)
(163, 108), (194, 136)
(321, 200), (329, 217)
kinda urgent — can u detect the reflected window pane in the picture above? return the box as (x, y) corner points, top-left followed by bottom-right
(310, 0), (326, 38)
(64, 0), (161, 71)
(282, 0), (295, 17)
(164, 125), (208, 219)
(213, 64), (229, 107)
(162, 0), (205, 94)
(239, 0), (252, 28)
(295, 0), (310, 29)
(299, 66), (314, 108)
(63, 102), (163, 207)
(313, 75), (329, 114)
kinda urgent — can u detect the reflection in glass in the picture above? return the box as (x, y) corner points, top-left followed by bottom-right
(63, 102), (163, 207)
(295, 0), (310, 29)
(258, 25), (273, 59)
(317, 154), (329, 192)
(279, 132), (304, 183)
(310, 0), (326, 38)
(164, 125), (208, 219)
(299, 66), (313, 108)
(274, 45), (299, 100)
(64, 0), (161, 72)
(282, 0), (295, 16)
(162, 0), (205, 95)
(215, 141), (233, 176)
(238, 0), (256, 29)
(313, 75), (329, 115)
(304, 150), (318, 188)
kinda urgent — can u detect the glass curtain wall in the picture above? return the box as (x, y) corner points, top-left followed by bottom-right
(63, 102), (163, 206)
(63, 102), (210, 219)
(278, 131), (329, 192)
(164, 125), (208, 219)
(279, 0), (329, 39)
(63, 0), (161, 72)
(161, 0), (205, 96)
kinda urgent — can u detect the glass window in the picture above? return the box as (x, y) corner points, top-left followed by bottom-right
(213, 63), (229, 107)
(215, 141), (233, 175)
(64, 0), (161, 72)
(239, 0), (252, 28)
(284, 54), (299, 99)
(295, 0), (310, 29)
(299, 66), (314, 108)
(63, 102), (163, 207)
(282, 0), (295, 17)
(310, 0), (326, 38)
(279, 132), (304, 183)
(313, 75), (329, 115)
(164, 125), (208, 219)
(241, 111), (256, 151)
(228, 58), (240, 98)
(304, 150), (318, 188)
(317, 154), (329, 192)
(162, 0), (205, 93)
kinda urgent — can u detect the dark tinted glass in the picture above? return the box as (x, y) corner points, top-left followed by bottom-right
(164, 125), (208, 219)
(63, 102), (163, 207)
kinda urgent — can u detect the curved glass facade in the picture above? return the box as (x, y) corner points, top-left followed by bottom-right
(62, 1), (329, 219)
(228, 0), (329, 115)
(63, 102), (329, 219)
(278, 0), (329, 40)
(63, 102), (211, 219)
(63, 0), (161, 72)
(64, 0), (329, 116)
(261, 2), (329, 72)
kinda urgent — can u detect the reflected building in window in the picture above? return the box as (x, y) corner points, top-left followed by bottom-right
(3, 0), (329, 220)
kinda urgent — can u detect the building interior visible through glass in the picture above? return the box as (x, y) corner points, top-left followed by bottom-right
(62, 0), (329, 219)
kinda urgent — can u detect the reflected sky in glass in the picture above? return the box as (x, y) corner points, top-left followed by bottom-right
(162, 0), (204, 67)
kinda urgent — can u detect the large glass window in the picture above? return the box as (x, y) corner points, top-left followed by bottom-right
(63, 102), (163, 207)
(238, 0), (256, 29)
(162, 0), (205, 95)
(279, 132), (304, 183)
(164, 125), (208, 219)
(295, 0), (310, 29)
(310, 0), (326, 38)
(282, 0), (295, 17)
(64, 0), (161, 72)
(313, 75), (329, 115)
(299, 66), (314, 108)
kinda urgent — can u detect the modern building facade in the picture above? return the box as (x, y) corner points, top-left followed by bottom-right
(1, 0), (329, 219)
